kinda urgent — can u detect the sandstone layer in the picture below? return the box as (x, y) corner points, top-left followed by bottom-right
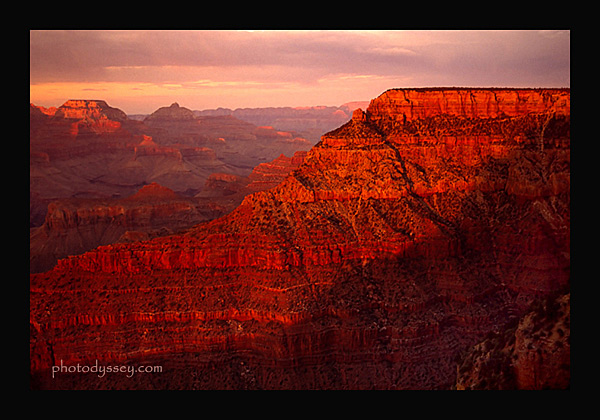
(30, 100), (311, 227)
(30, 88), (570, 390)
(29, 183), (233, 274)
(31, 152), (308, 274)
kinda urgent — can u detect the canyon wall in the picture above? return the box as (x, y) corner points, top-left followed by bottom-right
(29, 100), (312, 227)
(29, 183), (233, 274)
(194, 102), (369, 143)
(30, 152), (308, 274)
(30, 88), (570, 390)
(456, 291), (570, 390)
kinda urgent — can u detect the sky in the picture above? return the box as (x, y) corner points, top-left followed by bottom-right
(30, 30), (570, 115)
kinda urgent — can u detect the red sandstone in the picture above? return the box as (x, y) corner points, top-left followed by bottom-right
(30, 88), (570, 390)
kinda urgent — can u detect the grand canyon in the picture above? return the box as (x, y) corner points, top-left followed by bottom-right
(30, 88), (570, 390)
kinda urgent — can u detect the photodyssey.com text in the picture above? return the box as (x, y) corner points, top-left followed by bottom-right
(51, 359), (162, 378)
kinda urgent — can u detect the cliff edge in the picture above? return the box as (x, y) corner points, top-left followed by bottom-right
(30, 88), (570, 390)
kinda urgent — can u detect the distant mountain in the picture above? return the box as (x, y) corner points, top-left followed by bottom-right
(30, 99), (312, 227)
(126, 102), (371, 143)
(194, 102), (370, 143)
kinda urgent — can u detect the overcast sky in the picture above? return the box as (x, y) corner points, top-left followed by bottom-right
(30, 30), (570, 114)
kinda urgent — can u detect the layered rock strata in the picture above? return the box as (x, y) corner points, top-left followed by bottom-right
(30, 88), (570, 390)
(30, 100), (312, 227)
(29, 183), (231, 274)
(200, 151), (307, 197)
(244, 151), (308, 192)
(31, 152), (308, 274)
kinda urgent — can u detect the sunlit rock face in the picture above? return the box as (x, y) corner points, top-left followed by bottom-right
(30, 152), (309, 275)
(30, 88), (570, 390)
(29, 183), (232, 274)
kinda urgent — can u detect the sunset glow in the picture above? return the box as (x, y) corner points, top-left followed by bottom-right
(30, 29), (571, 390)
(30, 30), (570, 114)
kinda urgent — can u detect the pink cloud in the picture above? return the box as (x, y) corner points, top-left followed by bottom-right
(30, 30), (570, 114)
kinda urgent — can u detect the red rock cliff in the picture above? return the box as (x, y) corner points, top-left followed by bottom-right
(30, 88), (569, 390)
(29, 183), (231, 274)
(367, 88), (569, 123)
(54, 99), (128, 122)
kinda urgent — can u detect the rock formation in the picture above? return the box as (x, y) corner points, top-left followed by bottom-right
(456, 292), (570, 390)
(194, 102), (369, 143)
(29, 183), (233, 274)
(244, 151), (308, 192)
(53, 99), (128, 122)
(199, 151), (307, 198)
(29, 100), (311, 227)
(30, 100), (149, 226)
(30, 88), (570, 390)
(30, 152), (308, 274)
(144, 102), (196, 123)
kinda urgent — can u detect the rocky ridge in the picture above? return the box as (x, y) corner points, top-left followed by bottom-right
(30, 88), (570, 390)
(30, 151), (308, 274)
(29, 100), (312, 227)
(53, 99), (128, 122)
(29, 183), (229, 274)
(194, 102), (369, 143)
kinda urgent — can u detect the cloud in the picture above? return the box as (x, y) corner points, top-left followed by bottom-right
(30, 30), (570, 113)
(537, 30), (569, 39)
(368, 46), (418, 56)
(29, 30), (434, 84)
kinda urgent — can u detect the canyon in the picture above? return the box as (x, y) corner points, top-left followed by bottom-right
(193, 101), (370, 143)
(30, 99), (314, 273)
(30, 100), (313, 227)
(29, 183), (229, 274)
(30, 152), (307, 274)
(30, 88), (570, 390)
